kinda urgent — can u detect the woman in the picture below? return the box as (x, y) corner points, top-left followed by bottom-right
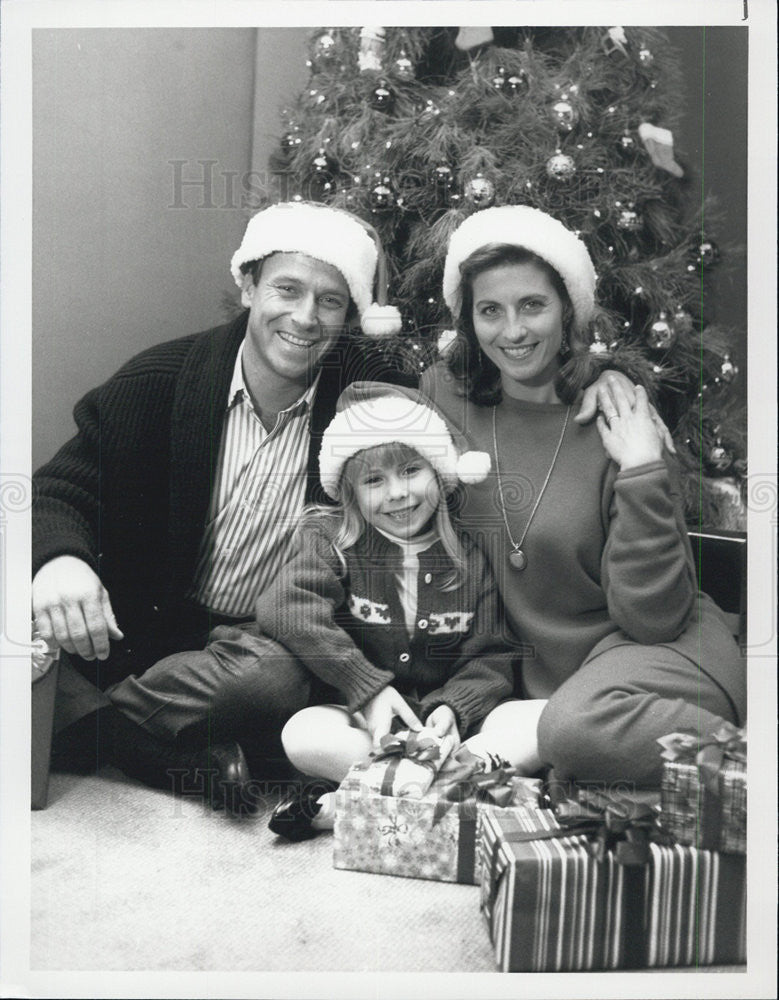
(420, 205), (745, 785)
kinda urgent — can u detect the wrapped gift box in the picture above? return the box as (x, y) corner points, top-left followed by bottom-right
(479, 805), (746, 972)
(658, 726), (746, 854)
(333, 756), (541, 884)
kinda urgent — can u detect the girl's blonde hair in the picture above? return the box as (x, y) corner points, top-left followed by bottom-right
(306, 442), (466, 591)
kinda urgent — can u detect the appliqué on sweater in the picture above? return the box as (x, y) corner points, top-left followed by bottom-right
(428, 612), (474, 635)
(348, 593), (392, 624)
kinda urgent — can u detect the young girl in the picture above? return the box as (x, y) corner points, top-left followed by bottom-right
(256, 381), (517, 840)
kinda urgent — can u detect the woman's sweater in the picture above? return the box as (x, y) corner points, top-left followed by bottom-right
(254, 515), (516, 735)
(420, 362), (741, 706)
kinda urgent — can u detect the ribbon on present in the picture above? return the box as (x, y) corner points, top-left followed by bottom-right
(657, 723), (746, 851)
(658, 723), (746, 794)
(369, 729), (446, 798)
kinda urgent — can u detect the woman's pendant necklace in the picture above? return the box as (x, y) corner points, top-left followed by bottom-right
(492, 404), (570, 572)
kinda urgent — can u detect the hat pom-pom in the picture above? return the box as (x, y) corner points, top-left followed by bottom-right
(457, 450), (491, 483)
(361, 303), (402, 338)
(437, 328), (458, 355)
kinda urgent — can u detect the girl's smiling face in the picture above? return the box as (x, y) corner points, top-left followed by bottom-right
(349, 447), (441, 540)
(471, 260), (566, 402)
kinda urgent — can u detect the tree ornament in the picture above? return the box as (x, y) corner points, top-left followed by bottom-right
(589, 330), (610, 354)
(309, 30), (339, 71)
(673, 307), (694, 334)
(604, 26), (629, 56)
(638, 47), (654, 67)
(646, 312), (676, 350)
(463, 173), (495, 208)
(308, 147), (337, 199)
(615, 202), (643, 231)
(393, 49), (414, 80)
(638, 123), (684, 178)
(359, 27), (386, 73)
(370, 77), (395, 112)
(619, 132), (637, 152)
(707, 442), (733, 474)
(455, 27), (495, 51)
(720, 354), (739, 383)
(697, 239), (720, 267)
(506, 70), (528, 94)
(491, 66), (508, 92)
(433, 163), (455, 190)
(369, 175), (395, 212)
(551, 99), (579, 132)
(545, 152), (576, 181)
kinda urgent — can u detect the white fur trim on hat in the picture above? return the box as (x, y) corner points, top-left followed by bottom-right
(360, 303), (403, 338)
(231, 202), (380, 331)
(319, 382), (491, 500)
(442, 205), (597, 331)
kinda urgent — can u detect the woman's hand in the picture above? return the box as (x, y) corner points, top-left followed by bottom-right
(596, 383), (664, 470)
(576, 371), (675, 454)
(362, 687), (422, 749)
(426, 704), (461, 759)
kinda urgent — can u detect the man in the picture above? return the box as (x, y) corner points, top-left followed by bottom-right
(32, 201), (409, 814)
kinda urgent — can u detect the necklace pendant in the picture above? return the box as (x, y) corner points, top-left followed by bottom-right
(509, 548), (527, 571)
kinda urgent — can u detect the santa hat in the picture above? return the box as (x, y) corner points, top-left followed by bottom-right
(442, 205), (597, 331)
(319, 382), (491, 500)
(230, 201), (402, 337)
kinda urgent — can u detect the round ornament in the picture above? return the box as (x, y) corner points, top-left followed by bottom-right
(310, 30), (338, 70)
(707, 444), (732, 473)
(370, 78), (395, 112)
(646, 313), (675, 350)
(551, 99), (579, 132)
(720, 354), (739, 383)
(434, 163), (454, 190)
(638, 47), (654, 67)
(491, 66), (507, 91)
(370, 176), (395, 212)
(463, 173), (495, 208)
(616, 203), (643, 231)
(545, 152), (576, 181)
(619, 133), (636, 152)
(506, 71), (528, 94)
(672, 308), (694, 334)
(393, 50), (414, 80)
(312, 148), (335, 174)
(697, 239), (720, 267)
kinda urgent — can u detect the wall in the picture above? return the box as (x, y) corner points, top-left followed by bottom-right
(32, 26), (748, 470)
(32, 27), (310, 470)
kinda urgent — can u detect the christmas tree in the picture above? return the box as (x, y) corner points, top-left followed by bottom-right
(263, 25), (746, 530)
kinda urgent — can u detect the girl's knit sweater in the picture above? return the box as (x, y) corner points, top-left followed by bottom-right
(254, 515), (516, 735)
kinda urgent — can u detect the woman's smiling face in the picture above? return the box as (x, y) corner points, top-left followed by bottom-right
(471, 260), (566, 402)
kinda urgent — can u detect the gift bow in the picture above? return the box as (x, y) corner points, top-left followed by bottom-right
(550, 787), (664, 867)
(372, 729), (444, 768)
(439, 747), (524, 808)
(657, 723), (746, 793)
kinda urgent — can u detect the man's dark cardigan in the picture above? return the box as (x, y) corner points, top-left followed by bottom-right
(32, 311), (413, 684)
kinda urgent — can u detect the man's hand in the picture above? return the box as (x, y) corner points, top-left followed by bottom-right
(32, 555), (123, 661)
(575, 370), (676, 454)
(362, 686), (422, 749)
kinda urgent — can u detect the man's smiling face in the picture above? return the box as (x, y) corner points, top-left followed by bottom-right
(242, 251), (351, 389)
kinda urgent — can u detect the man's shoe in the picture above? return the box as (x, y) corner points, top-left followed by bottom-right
(174, 741), (254, 817)
(268, 782), (336, 842)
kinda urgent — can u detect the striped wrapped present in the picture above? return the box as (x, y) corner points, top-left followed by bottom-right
(658, 724), (747, 854)
(479, 806), (746, 971)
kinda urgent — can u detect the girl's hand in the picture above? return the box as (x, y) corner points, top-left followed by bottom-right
(363, 687), (422, 750)
(596, 383), (664, 470)
(577, 371), (675, 454)
(426, 704), (461, 761)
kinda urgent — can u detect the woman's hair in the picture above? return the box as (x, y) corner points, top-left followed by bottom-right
(445, 243), (619, 406)
(304, 441), (465, 590)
